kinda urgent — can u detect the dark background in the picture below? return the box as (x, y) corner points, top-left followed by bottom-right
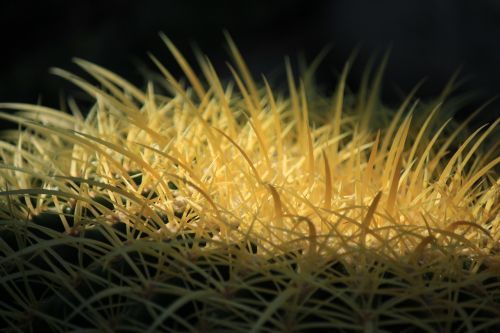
(1, 0), (499, 130)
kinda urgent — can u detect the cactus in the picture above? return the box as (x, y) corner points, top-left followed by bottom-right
(1, 34), (499, 332)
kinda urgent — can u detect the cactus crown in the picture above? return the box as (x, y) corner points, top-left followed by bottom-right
(0, 34), (498, 332)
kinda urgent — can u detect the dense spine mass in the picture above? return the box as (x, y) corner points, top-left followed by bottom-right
(0, 34), (499, 332)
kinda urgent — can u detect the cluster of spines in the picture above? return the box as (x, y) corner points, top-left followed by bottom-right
(2, 212), (499, 332)
(0, 34), (499, 331)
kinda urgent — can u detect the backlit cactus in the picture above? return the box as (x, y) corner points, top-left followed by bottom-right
(1, 34), (499, 332)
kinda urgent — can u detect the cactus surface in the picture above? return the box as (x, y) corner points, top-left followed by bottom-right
(1, 35), (499, 332)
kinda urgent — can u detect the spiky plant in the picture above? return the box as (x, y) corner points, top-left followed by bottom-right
(0, 34), (499, 332)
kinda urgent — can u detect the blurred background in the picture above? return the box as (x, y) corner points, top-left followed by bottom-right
(1, 0), (499, 130)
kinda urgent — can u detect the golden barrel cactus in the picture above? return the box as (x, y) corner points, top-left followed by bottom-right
(0, 34), (498, 332)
